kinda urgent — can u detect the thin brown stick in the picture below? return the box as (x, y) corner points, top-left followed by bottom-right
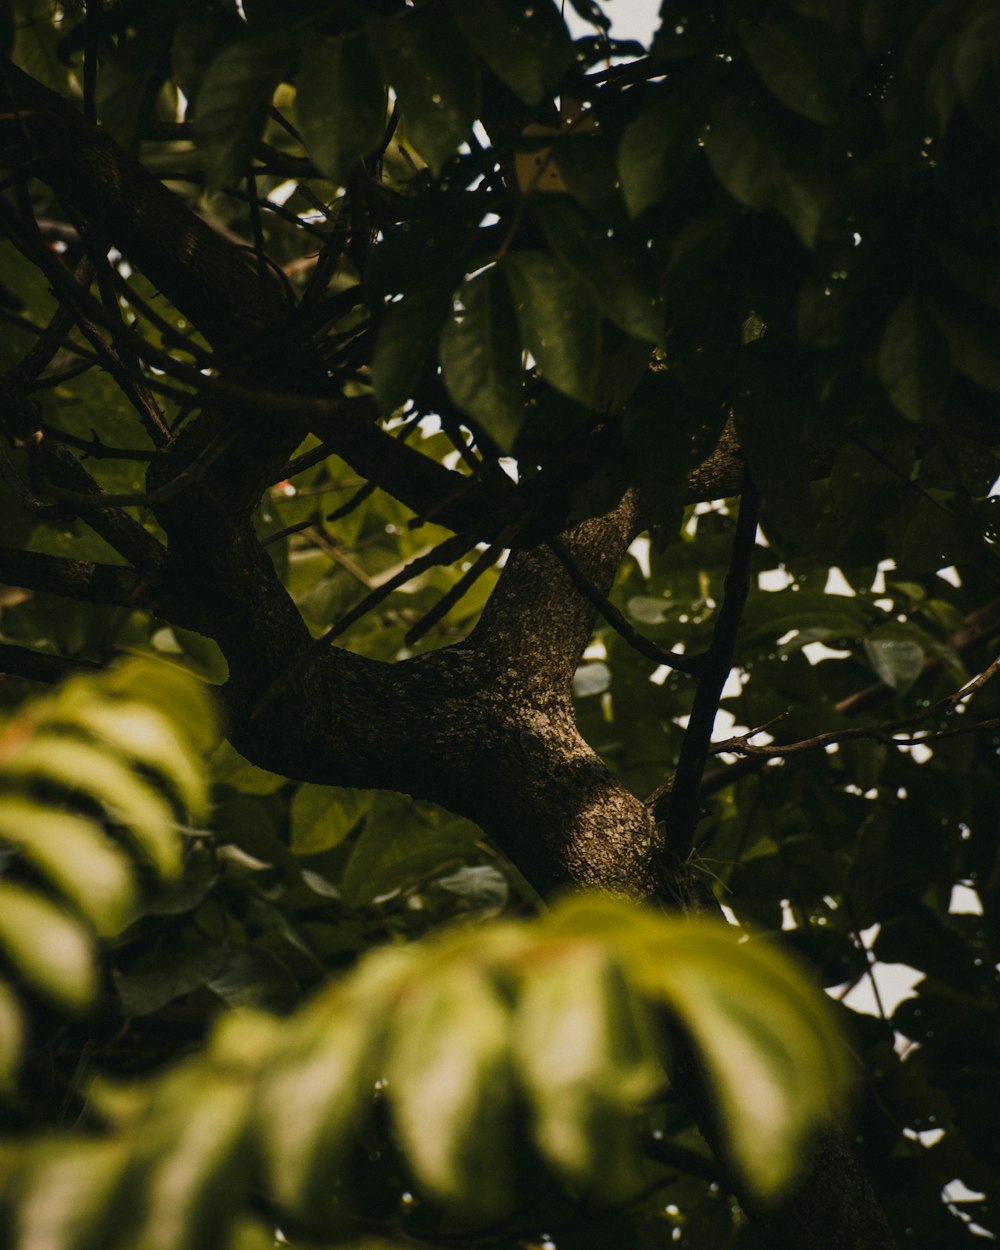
(548, 534), (705, 676)
(711, 652), (1000, 759)
(660, 474), (760, 860)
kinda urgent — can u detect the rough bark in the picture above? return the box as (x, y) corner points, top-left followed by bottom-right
(0, 58), (897, 1249)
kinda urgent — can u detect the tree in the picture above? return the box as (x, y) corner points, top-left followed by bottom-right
(0, 0), (997, 1247)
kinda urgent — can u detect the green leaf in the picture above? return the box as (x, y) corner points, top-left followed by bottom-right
(533, 199), (663, 344)
(954, 5), (1000, 138)
(0, 981), (23, 1091)
(295, 33), (387, 186)
(193, 34), (297, 192)
(0, 799), (137, 937)
(877, 296), (952, 423)
(103, 659), (221, 756)
(2, 736), (182, 878)
(372, 289), (452, 416)
(439, 267), (525, 451)
(545, 898), (852, 1202)
(115, 1056), (256, 1250)
(255, 946), (415, 1215)
(736, 362), (817, 535)
(449, 0), (572, 104)
(0, 883), (96, 1011)
(863, 633), (926, 693)
(387, 962), (513, 1214)
(15, 1139), (132, 1250)
(737, 6), (860, 124)
(289, 783), (372, 856)
(617, 79), (707, 217)
(623, 372), (728, 537)
(338, 796), (479, 908)
(572, 662), (611, 698)
(208, 739), (286, 795)
(370, 7), (479, 173)
(503, 251), (601, 406)
(704, 91), (826, 247)
(935, 304), (1000, 393)
(59, 694), (209, 818)
(115, 945), (227, 1017)
(513, 942), (663, 1198)
(829, 432), (913, 534)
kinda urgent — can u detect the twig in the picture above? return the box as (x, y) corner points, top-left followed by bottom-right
(660, 473), (761, 862)
(39, 423), (159, 461)
(404, 542), (502, 645)
(548, 534), (705, 676)
(328, 533), (476, 645)
(36, 428), (238, 509)
(711, 652), (1000, 759)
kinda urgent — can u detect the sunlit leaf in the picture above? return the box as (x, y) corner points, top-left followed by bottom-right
(387, 961), (514, 1213)
(513, 940), (664, 1198)
(14, 1139), (132, 1250)
(544, 897), (853, 1201)
(2, 737), (181, 878)
(255, 946), (415, 1216)
(289, 783), (372, 856)
(0, 799), (137, 936)
(0, 883), (96, 1011)
(0, 981), (23, 1091)
(863, 633), (926, 693)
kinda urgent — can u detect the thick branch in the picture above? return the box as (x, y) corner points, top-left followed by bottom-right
(0, 547), (150, 606)
(0, 644), (100, 683)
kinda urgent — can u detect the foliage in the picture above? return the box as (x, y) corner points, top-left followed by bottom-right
(0, 668), (849, 1250)
(0, 658), (216, 1089)
(0, 0), (999, 1246)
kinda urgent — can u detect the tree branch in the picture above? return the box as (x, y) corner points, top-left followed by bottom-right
(0, 643), (101, 684)
(0, 547), (151, 606)
(547, 533), (705, 675)
(712, 652), (1000, 759)
(0, 56), (287, 349)
(659, 475), (760, 859)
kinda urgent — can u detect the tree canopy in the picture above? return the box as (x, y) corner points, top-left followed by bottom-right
(0, 1), (998, 1248)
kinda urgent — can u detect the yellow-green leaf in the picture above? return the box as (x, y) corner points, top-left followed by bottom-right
(2, 736), (181, 878)
(0, 883), (96, 1011)
(0, 797), (137, 936)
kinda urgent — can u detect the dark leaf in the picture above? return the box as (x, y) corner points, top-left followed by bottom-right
(617, 78), (708, 218)
(370, 7), (478, 172)
(877, 296), (952, 423)
(295, 33), (387, 185)
(439, 267), (525, 450)
(533, 198), (663, 343)
(449, 0), (572, 104)
(503, 250), (602, 406)
(736, 4), (860, 124)
(193, 34), (298, 191)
